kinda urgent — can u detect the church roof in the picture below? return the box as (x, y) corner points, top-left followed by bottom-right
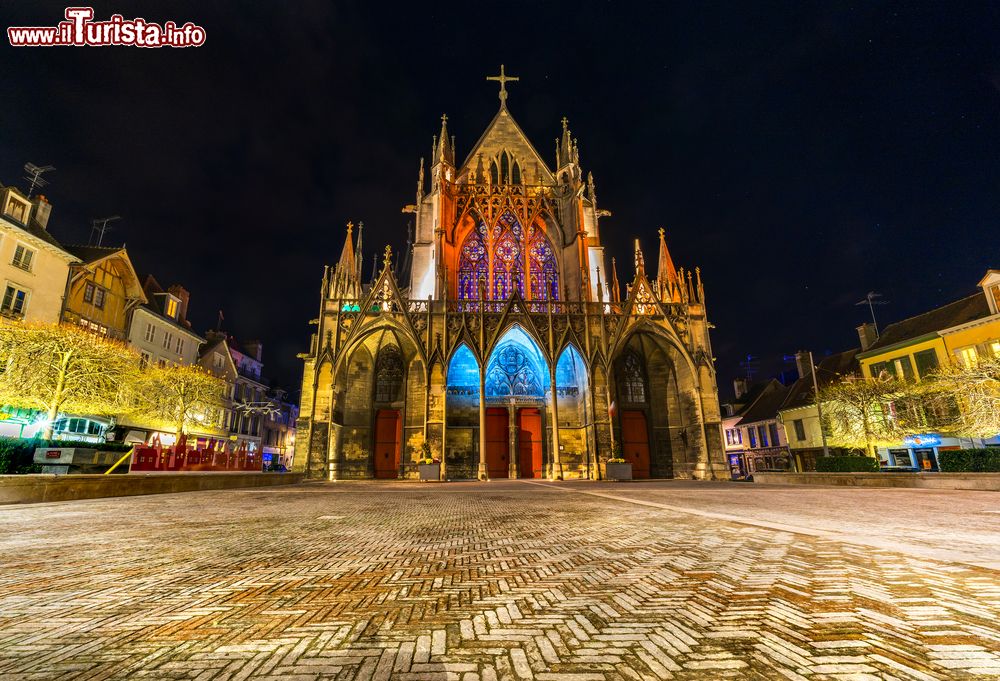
(459, 107), (555, 184)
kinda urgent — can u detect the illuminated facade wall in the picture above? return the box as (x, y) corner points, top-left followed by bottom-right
(294, 79), (724, 481)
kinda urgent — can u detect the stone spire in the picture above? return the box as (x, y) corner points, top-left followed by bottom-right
(416, 157), (425, 199)
(557, 117), (573, 168)
(610, 257), (621, 304)
(355, 221), (364, 284)
(633, 239), (646, 278)
(435, 114), (454, 166)
(655, 228), (681, 303)
(331, 222), (361, 300)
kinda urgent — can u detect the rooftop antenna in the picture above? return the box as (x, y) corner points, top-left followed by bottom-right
(855, 291), (889, 337)
(23, 163), (55, 197)
(89, 216), (121, 246)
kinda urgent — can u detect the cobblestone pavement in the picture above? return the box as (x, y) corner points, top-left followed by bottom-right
(1, 481), (999, 680)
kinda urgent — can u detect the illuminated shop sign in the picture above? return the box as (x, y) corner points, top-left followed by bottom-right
(902, 433), (941, 447)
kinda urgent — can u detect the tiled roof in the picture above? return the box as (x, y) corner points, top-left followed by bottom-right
(63, 244), (123, 263)
(780, 348), (860, 411)
(863, 292), (990, 353)
(736, 380), (788, 425)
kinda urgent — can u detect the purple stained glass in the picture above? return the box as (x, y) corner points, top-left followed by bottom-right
(529, 229), (559, 301)
(458, 224), (488, 300)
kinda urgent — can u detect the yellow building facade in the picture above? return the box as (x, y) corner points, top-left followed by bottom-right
(61, 245), (146, 339)
(855, 270), (1000, 468)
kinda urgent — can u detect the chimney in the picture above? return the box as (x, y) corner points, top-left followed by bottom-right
(733, 377), (748, 400)
(856, 322), (878, 351)
(32, 195), (52, 230)
(243, 340), (263, 362)
(794, 350), (812, 380)
(167, 284), (190, 324)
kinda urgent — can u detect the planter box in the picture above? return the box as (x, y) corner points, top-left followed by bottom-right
(605, 462), (632, 481)
(417, 463), (441, 481)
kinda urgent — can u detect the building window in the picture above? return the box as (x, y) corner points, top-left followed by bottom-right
(1, 284), (28, 317)
(726, 429), (733, 446)
(139, 350), (151, 368)
(758, 425), (768, 448)
(157, 358), (168, 368)
(769, 422), (780, 447)
(793, 419), (806, 441)
(990, 340), (1000, 358)
(913, 349), (939, 379)
(175, 337), (184, 354)
(374, 346), (404, 402)
(956, 346), (979, 368)
(84, 282), (107, 309)
(144, 322), (155, 342)
(747, 427), (757, 448)
(11, 244), (34, 271)
(162, 331), (173, 350)
(5, 196), (28, 223)
(618, 351), (647, 405)
(165, 297), (179, 318)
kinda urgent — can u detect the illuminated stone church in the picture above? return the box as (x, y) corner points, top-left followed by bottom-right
(293, 68), (724, 480)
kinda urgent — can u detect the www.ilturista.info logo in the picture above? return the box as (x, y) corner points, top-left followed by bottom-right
(8, 7), (206, 48)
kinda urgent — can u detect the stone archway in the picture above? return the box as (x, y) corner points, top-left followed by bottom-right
(611, 331), (706, 479)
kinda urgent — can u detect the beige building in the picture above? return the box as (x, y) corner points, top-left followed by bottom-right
(776, 349), (860, 471)
(62, 245), (146, 339)
(0, 186), (77, 323)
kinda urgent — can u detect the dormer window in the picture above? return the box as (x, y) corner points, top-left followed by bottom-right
(4, 195), (29, 224)
(164, 296), (179, 319)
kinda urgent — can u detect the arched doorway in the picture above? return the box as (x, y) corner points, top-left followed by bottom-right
(616, 349), (652, 478)
(372, 345), (403, 479)
(555, 345), (590, 478)
(445, 344), (480, 479)
(484, 325), (548, 479)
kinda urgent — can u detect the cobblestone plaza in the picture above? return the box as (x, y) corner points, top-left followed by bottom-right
(1, 481), (999, 680)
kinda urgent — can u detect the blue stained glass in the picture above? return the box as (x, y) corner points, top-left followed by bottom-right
(485, 326), (548, 398)
(555, 345), (586, 387)
(447, 344), (479, 388)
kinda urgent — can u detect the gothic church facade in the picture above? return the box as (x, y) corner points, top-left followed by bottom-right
(293, 71), (725, 481)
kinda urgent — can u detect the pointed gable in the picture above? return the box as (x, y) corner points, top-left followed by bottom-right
(459, 108), (555, 185)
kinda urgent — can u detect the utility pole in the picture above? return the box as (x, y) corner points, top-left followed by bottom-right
(810, 350), (830, 458)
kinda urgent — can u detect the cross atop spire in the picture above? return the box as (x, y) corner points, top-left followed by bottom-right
(487, 64), (519, 108)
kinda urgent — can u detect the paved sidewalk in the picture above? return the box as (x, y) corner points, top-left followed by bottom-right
(0, 480), (998, 680)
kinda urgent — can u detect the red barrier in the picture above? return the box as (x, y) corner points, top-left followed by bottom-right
(129, 439), (261, 473)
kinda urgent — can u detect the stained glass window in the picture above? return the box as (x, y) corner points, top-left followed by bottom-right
(528, 226), (559, 300)
(619, 351), (647, 405)
(456, 213), (559, 302)
(492, 211), (524, 300)
(458, 223), (488, 301)
(485, 326), (547, 398)
(374, 346), (404, 403)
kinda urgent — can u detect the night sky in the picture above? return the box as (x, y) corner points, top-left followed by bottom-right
(3, 2), (999, 399)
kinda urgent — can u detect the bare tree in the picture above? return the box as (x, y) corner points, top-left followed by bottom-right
(138, 363), (227, 437)
(0, 322), (140, 438)
(922, 356), (1000, 439)
(819, 373), (903, 457)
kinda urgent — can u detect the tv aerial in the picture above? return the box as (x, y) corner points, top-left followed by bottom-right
(89, 216), (121, 246)
(855, 291), (890, 337)
(23, 163), (55, 197)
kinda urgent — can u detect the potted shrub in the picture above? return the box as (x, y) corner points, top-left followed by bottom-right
(416, 442), (440, 481)
(605, 440), (632, 481)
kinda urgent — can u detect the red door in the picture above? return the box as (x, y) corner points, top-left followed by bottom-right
(517, 408), (543, 478)
(374, 409), (401, 479)
(621, 410), (651, 478)
(485, 407), (509, 479)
